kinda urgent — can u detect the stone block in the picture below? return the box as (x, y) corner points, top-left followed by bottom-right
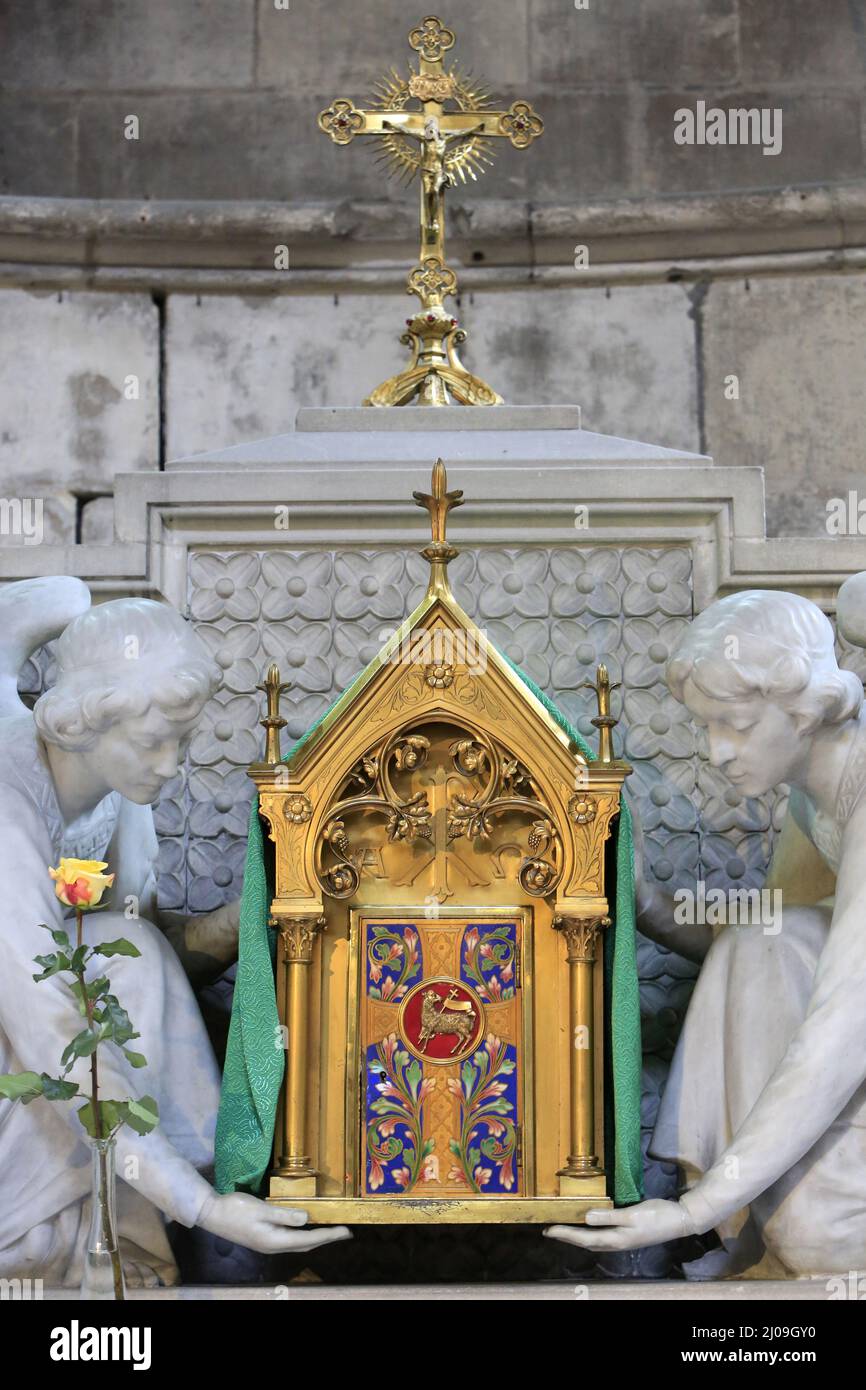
(77, 92), (322, 201)
(702, 273), (866, 536)
(523, 90), (637, 202)
(80, 496), (116, 545)
(530, 0), (737, 87)
(256, 0), (530, 92)
(641, 88), (863, 196)
(0, 96), (79, 197)
(633, 0), (739, 86)
(165, 291), (412, 457)
(529, 0), (637, 86)
(0, 290), (159, 502)
(0, 0), (255, 90)
(739, 0), (866, 85)
(463, 282), (699, 452)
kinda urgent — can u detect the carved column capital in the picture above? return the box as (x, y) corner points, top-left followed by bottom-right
(553, 913), (611, 964)
(278, 914), (326, 964)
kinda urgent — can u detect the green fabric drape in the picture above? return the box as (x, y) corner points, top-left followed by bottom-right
(214, 664), (644, 1205)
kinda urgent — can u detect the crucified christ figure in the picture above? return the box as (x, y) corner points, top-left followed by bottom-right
(384, 116), (485, 241)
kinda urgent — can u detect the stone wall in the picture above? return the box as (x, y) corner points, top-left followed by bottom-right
(1, 1), (866, 548)
(2, 0), (864, 203)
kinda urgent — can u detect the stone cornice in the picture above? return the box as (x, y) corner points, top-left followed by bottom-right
(1, 462), (862, 615)
(1, 182), (866, 289)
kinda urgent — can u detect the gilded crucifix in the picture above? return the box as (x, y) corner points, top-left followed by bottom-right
(318, 15), (543, 408)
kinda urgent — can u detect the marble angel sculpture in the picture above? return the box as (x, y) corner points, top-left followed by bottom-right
(0, 578), (348, 1286)
(548, 578), (866, 1277)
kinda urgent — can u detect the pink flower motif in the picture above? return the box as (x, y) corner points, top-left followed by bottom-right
(380, 1034), (398, 1066)
(447, 1166), (467, 1184)
(393, 1167), (411, 1189)
(500, 959), (513, 983)
(370, 960), (383, 983)
(379, 1118), (398, 1137)
(447, 1077), (464, 1098)
(369, 1160), (384, 1191)
(486, 976), (503, 1001)
(478, 1081), (508, 1103)
(479, 941), (492, 958)
(473, 1166), (492, 1188)
(376, 1080), (400, 1100)
(381, 976), (396, 1001)
(485, 1118), (506, 1138)
(464, 927), (479, 952)
(418, 1077), (437, 1103)
(499, 1155), (514, 1191)
(484, 1033), (505, 1067)
(387, 942), (402, 960)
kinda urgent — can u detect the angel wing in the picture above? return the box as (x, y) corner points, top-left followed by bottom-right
(0, 576), (91, 716)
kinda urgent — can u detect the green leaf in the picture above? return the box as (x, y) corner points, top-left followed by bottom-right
(40, 1074), (80, 1101)
(448, 1138), (462, 1156)
(60, 1027), (100, 1069)
(124, 1095), (159, 1135)
(46, 926), (72, 951)
(95, 998), (138, 1046)
(69, 945), (90, 973)
(70, 976), (111, 1008)
(122, 1049), (147, 1069)
(93, 938), (141, 959)
(32, 951), (72, 981)
(78, 1097), (128, 1139)
(0, 1071), (45, 1103)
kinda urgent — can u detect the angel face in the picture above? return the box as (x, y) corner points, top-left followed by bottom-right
(82, 707), (196, 805)
(682, 679), (807, 797)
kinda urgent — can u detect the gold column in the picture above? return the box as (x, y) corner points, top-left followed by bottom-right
(553, 913), (610, 1187)
(273, 913), (325, 1192)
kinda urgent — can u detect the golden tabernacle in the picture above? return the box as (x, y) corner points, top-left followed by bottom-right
(247, 461), (633, 1223)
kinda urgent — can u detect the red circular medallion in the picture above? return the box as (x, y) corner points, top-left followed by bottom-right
(398, 977), (485, 1065)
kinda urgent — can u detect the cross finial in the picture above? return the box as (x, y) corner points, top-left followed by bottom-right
(318, 16), (543, 407)
(413, 458), (463, 596)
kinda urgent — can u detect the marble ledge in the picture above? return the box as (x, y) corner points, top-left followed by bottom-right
(40, 1279), (834, 1302)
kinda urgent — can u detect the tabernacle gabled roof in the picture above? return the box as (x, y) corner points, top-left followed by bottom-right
(285, 460), (588, 774)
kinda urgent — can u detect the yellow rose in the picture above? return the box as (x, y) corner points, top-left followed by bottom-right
(48, 858), (115, 909)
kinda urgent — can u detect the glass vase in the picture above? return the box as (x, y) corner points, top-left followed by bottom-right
(80, 1136), (125, 1300)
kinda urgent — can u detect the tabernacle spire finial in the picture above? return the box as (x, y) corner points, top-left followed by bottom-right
(413, 458), (463, 597)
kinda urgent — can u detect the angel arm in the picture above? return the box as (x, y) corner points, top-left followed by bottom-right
(679, 793), (866, 1232)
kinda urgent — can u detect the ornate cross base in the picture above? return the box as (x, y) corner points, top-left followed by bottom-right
(364, 257), (504, 408)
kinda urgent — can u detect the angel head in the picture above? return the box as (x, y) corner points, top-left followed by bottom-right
(666, 590), (862, 796)
(34, 598), (221, 804)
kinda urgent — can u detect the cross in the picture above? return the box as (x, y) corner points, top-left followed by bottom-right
(392, 760), (489, 900)
(318, 15), (543, 408)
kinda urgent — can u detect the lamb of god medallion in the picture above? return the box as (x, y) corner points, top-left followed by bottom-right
(398, 977), (485, 1064)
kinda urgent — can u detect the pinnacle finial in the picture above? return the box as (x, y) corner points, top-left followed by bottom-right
(578, 664), (623, 764)
(413, 459), (464, 596)
(255, 663), (291, 765)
